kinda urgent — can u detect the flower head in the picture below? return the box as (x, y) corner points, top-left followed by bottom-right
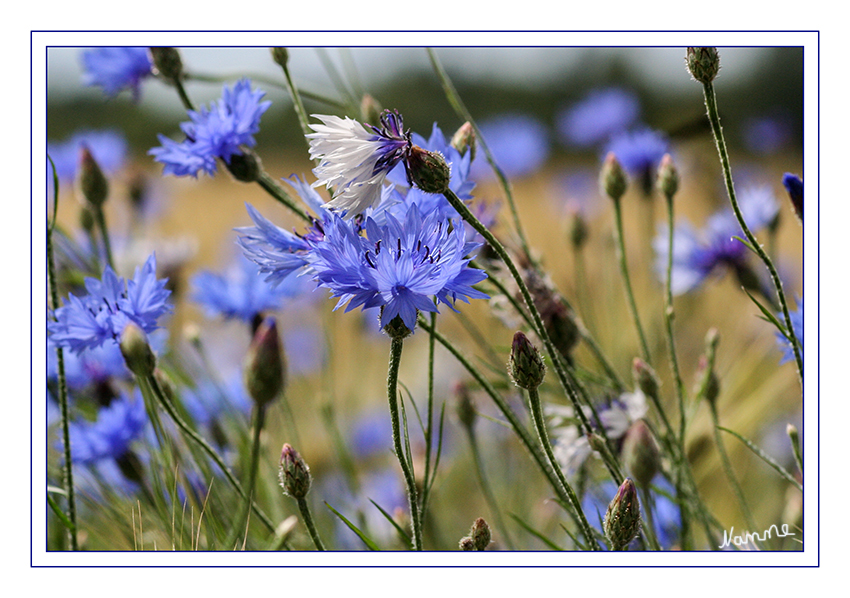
(66, 390), (149, 464)
(150, 79), (271, 178)
(557, 87), (640, 148)
(80, 47), (152, 100)
(48, 254), (172, 354)
(470, 113), (550, 179)
(307, 110), (412, 217)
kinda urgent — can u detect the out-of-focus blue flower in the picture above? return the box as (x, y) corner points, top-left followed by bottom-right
(48, 254), (172, 354)
(181, 375), (252, 429)
(350, 409), (394, 458)
(654, 184), (780, 295)
(191, 256), (311, 323)
(742, 113), (793, 155)
(47, 130), (128, 184)
(66, 390), (148, 464)
(782, 173), (803, 221)
(604, 128), (669, 194)
(80, 47), (153, 100)
(150, 79), (271, 178)
(308, 110), (412, 217)
(776, 298), (803, 365)
(282, 325), (326, 375)
(557, 87), (641, 148)
(470, 113), (550, 179)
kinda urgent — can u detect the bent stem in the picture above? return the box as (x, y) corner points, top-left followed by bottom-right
(386, 336), (423, 550)
(700, 80), (802, 386)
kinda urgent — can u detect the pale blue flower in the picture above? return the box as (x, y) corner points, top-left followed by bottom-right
(557, 87), (640, 148)
(80, 47), (152, 99)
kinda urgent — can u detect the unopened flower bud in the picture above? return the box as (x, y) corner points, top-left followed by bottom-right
(243, 317), (285, 407)
(120, 322), (156, 377)
(76, 145), (108, 207)
(454, 381), (476, 430)
(686, 47), (720, 84)
(622, 419), (660, 488)
(278, 443), (312, 499)
(657, 153), (679, 199)
(782, 173), (803, 223)
(470, 517), (491, 551)
(508, 331), (546, 390)
(360, 94), (383, 126)
(153, 367), (178, 404)
(225, 149), (262, 183)
(600, 152), (627, 201)
(459, 536), (475, 551)
(406, 146), (451, 194)
(79, 205), (95, 233)
(632, 358), (661, 403)
(149, 47), (184, 80)
(450, 122), (477, 162)
(603, 478), (642, 551)
(568, 209), (588, 249)
(587, 432), (608, 454)
(270, 47), (289, 68)
(693, 355), (720, 406)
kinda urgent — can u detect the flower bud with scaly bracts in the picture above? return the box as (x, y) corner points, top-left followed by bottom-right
(76, 145), (109, 208)
(603, 478), (641, 551)
(622, 419), (660, 489)
(520, 264), (580, 361)
(270, 47), (289, 68)
(406, 145), (451, 195)
(657, 153), (679, 199)
(382, 312), (413, 341)
(279, 443), (312, 499)
(225, 149), (262, 183)
(243, 316), (286, 407)
(148, 47), (184, 81)
(600, 152), (628, 202)
(470, 518), (492, 551)
(450, 122), (477, 162)
(509, 331), (546, 391)
(459, 536), (475, 551)
(686, 47), (720, 84)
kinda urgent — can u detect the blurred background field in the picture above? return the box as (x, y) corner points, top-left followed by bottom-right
(46, 46), (803, 551)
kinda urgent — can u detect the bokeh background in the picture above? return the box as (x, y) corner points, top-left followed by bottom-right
(46, 46), (803, 551)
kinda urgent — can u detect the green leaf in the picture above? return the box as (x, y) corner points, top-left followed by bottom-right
(717, 426), (802, 491)
(325, 502), (381, 550)
(508, 513), (564, 551)
(731, 235), (758, 255)
(743, 289), (787, 336)
(368, 498), (411, 545)
(47, 493), (76, 532)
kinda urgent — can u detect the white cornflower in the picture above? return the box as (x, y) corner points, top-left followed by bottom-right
(307, 111), (411, 218)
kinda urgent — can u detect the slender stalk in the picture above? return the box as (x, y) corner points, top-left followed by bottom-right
(464, 425), (515, 550)
(639, 487), (662, 551)
(143, 373), (276, 533)
(708, 403), (758, 534)
(419, 312), (437, 518)
(47, 194), (78, 551)
(172, 77), (195, 112)
(700, 80), (802, 385)
(662, 193), (687, 443)
(274, 53), (313, 140)
(386, 336), (423, 550)
(427, 48), (532, 261)
(92, 206), (114, 270)
(611, 196), (651, 363)
(296, 497), (326, 551)
(526, 386), (600, 550)
(224, 405), (267, 549)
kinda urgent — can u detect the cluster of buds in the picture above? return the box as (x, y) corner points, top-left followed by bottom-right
(459, 517), (491, 551)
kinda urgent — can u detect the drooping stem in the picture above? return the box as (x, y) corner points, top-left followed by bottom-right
(296, 497), (326, 551)
(385, 335), (423, 550)
(700, 80), (802, 386)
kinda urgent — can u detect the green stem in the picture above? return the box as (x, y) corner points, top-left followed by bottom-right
(274, 54), (313, 141)
(526, 386), (600, 550)
(701, 80), (802, 386)
(92, 206), (114, 271)
(143, 373), (276, 534)
(386, 336), (423, 550)
(420, 312), (437, 519)
(427, 48), (532, 261)
(611, 196), (651, 363)
(224, 405), (266, 549)
(708, 403), (758, 534)
(663, 193), (688, 444)
(297, 497), (326, 551)
(464, 425), (516, 550)
(639, 486), (662, 551)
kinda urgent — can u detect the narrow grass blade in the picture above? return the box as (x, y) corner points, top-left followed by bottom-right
(325, 502), (381, 551)
(717, 426), (802, 491)
(508, 513), (564, 551)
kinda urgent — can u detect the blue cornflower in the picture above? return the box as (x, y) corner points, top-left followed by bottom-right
(47, 130), (127, 185)
(181, 375), (252, 429)
(556, 87), (641, 148)
(604, 128), (669, 194)
(470, 113), (550, 179)
(48, 254), (172, 354)
(150, 79), (271, 178)
(80, 47), (153, 100)
(307, 110), (413, 217)
(191, 255), (310, 323)
(654, 184), (780, 295)
(776, 298), (803, 365)
(66, 390), (148, 464)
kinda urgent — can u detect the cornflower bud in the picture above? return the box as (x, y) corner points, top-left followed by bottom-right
(454, 381), (477, 430)
(243, 316), (286, 407)
(686, 47), (720, 84)
(278, 443), (312, 499)
(521, 266), (580, 360)
(459, 536), (475, 551)
(508, 331), (546, 390)
(79, 205), (95, 233)
(76, 145), (109, 207)
(568, 209), (589, 250)
(149, 47), (184, 80)
(693, 355), (720, 406)
(656, 153), (679, 199)
(621, 419), (660, 488)
(360, 93), (383, 126)
(603, 478), (641, 550)
(270, 47), (289, 68)
(225, 149), (262, 183)
(470, 517), (491, 551)
(406, 145), (451, 194)
(600, 152), (628, 201)
(450, 122), (477, 162)
(632, 358), (661, 403)
(119, 322), (156, 377)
